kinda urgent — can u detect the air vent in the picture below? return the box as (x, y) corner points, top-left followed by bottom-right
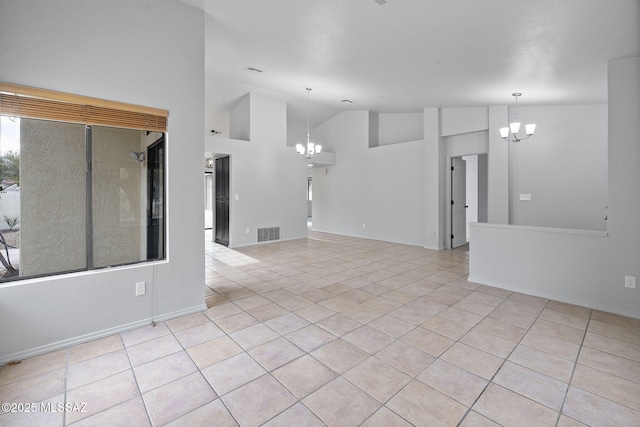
(257, 227), (280, 242)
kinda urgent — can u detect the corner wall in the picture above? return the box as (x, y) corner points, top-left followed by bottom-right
(0, 0), (206, 362)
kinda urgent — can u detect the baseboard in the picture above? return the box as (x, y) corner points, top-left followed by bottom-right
(0, 303), (207, 365)
(468, 275), (640, 320)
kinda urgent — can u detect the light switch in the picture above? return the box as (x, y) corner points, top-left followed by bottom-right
(234, 194), (239, 200)
(520, 194), (532, 201)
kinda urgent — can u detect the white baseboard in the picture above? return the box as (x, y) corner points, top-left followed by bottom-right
(468, 275), (640, 320)
(0, 304), (207, 365)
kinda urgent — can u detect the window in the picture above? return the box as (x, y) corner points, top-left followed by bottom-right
(0, 83), (167, 281)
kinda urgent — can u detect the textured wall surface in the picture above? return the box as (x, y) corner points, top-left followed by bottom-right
(20, 119), (87, 276)
(92, 127), (144, 267)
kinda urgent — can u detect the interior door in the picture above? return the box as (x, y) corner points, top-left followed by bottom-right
(451, 156), (467, 248)
(215, 156), (230, 246)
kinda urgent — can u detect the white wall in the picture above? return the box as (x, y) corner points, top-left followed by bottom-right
(205, 93), (308, 248)
(509, 105), (607, 231)
(378, 113), (424, 146)
(312, 111), (426, 246)
(470, 57), (640, 319)
(0, 0), (205, 362)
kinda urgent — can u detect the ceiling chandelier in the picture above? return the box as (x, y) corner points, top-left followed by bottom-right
(500, 93), (536, 142)
(296, 88), (322, 159)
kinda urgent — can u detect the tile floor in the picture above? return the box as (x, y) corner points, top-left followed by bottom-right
(1, 230), (640, 426)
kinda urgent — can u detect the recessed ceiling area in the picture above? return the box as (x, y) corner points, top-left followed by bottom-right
(180, 0), (640, 141)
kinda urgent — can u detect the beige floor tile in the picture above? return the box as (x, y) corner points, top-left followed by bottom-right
(493, 361), (567, 411)
(310, 338), (369, 374)
(361, 406), (412, 426)
(486, 306), (537, 329)
(0, 393), (64, 426)
(223, 374), (297, 427)
(143, 372), (217, 426)
(295, 303), (335, 323)
(265, 313), (310, 335)
(247, 302), (289, 321)
(277, 295), (314, 311)
(233, 294), (271, 311)
(368, 315), (415, 338)
(319, 294), (361, 312)
(388, 305), (434, 325)
(229, 323), (280, 350)
(262, 402), (325, 427)
(460, 328), (517, 358)
(202, 352), (266, 396)
(261, 288), (295, 302)
(70, 396), (150, 427)
(539, 308), (589, 330)
(473, 383), (558, 427)
(300, 288), (334, 302)
(68, 334), (124, 365)
(441, 342), (503, 380)
(174, 322), (225, 348)
(375, 341), (435, 376)
(165, 399), (238, 427)
(421, 315), (471, 340)
(582, 331), (640, 363)
(495, 299), (544, 318)
(0, 349), (66, 386)
(453, 299), (496, 317)
(344, 357), (411, 403)
(591, 310), (640, 329)
(477, 285), (512, 299)
(400, 328), (454, 357)
(343, 326), (395, 354)
(546, 301), (592, 319)
(521, 330), (581, 361)
(120, 323), (170, 347)
(387, 380), (467, 427)
(508, 344), (575, 382)
(214, 312), (260, 334)
(530, 319), (585, 344)
(437, 306), (484, 327)
(133, 351), (197, 393)
(247, 337), (304, 371)
(578, 346), (640, 384)
(417, 359), (488, 406)
(423, 286), (471, 305)
(186, 335), (244, 369)
(572, 364), (640, 410)
(475, 317), (528, 342)
(507, 292), (549, 308)
(285, 324), (336, 352)
(315, 313), (362, 337)
(67, 349), (131, 390)
(588, 320), (640, 345)
(165, 312), (210, 333)
(204, 302), (243, 321)
(272, 355), (337, 399)
(126, 334), (182, 368)
(0, 368), (65, 405)
(556, 414), (589, 427)
(66, 370), (140, 424)
(563, 386), (640, 426)
(459, 411), (501, 426)
(304, 377), (380, 427)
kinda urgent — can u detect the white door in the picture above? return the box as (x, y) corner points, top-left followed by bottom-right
(451, 157), (467, 248)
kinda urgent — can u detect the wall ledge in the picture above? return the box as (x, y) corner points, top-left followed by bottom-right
(470, 222), (608, 238)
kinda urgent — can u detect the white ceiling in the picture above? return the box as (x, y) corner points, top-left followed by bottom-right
(180, 0), (640, 141)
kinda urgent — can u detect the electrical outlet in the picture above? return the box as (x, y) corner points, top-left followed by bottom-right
(245, 228), (250, 234)
(520, 194), (532, 201)
(136, 281), (146, 296)
(362, 223), (366, 229)
(625, 276), (636, 289)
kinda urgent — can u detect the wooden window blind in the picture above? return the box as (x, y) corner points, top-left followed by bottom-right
(0, 82), (168, 132)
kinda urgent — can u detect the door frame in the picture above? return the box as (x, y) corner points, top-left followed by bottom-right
(445, 153), (484, 249)
(450, 156), (467, 248)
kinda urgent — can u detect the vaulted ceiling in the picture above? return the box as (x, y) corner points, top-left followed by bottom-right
(180, 0), (640, 142)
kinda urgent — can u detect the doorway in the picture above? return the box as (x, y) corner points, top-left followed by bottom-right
(215, 156), (230, 246)
(449, 154), (488, 249)
(204, 172), (213, 230)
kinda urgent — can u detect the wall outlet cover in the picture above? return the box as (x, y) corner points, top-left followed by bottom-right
(625, 276), (636, 289)
(136, 281), (146, 296)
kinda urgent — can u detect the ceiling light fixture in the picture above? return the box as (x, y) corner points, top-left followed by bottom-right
(341, 99), (353, 104)
(500, 93), (536, 142)
(245, 67), (263, 73)
(375, 0), (387, 5)
(296, 88), (322, 159)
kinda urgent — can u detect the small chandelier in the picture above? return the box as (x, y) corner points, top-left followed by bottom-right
(500, 93), (536, 142)
(296, 88), (322, 158)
